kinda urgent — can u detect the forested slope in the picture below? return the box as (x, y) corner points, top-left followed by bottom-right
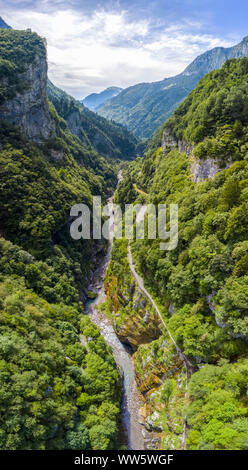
(98, 36), (248, 139)
(0, 29), (121, 450)
(82, 86), (123, 111)
(113, 58), (248, 450)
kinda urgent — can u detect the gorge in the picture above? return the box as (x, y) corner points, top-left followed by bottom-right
(1, 24), (248, 452)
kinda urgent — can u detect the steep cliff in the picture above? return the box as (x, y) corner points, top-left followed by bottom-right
(189, 156), (231, 183)
(47, 81), (138, 160)
(161, 130), (228, 182)
(0, 30), (55, 142)
(0, 29), (137, 159)
(0, 54), (55, 142)
(158, 57), (248, 181)
(104, 240), (161, 351)
(82, 86), (123, 111)
(0, 28), (116, 286)
(0, 28), (121, 452)
(103, 238), (187, 449)
(134, 336), (186, 450)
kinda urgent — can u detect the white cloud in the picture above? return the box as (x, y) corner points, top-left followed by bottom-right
(2, 7), (234, 99)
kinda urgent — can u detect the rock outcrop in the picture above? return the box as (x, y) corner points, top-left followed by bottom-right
(111, 286), (162, 351)
(162, 127), (229, 182)
(178, 140), (194, 156)
(162, 128), (193, 157)
(97, 36), (248, 139)
(47, 80), (138, 160)
(162, 129), (178, 153)
(0, 54), (55, 142)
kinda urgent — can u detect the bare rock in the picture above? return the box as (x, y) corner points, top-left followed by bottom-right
(145, 411), (163, 432)
(0, 54), (55, 142)
(190, 156), (230, 183)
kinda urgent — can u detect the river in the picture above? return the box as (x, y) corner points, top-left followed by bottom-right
(84, 175), (145, 450)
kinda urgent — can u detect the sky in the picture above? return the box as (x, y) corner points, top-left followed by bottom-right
(1, 0), (248, 99)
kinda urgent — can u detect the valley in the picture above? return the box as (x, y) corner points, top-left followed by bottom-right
(84, 242), (145, 450)
(0, 22), (248, 453)
(97, 35), (248, 139)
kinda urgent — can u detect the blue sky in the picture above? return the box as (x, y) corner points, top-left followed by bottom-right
(1, 0), (248, 98)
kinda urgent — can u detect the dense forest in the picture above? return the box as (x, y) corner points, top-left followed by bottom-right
(0, 29), (122, 450)
(109, 58), (248, 450)
(47, 81), (138, 160)
(1, 24), (248, 452)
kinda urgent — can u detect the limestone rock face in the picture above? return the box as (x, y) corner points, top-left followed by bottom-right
(145, 411), (163, 432)
(116, 314), (161, 351)
(162, 128), (193, 156)
(66, 110), (88, 145)
(190, 156), (230, 182)
(162, 129), (177, 153)
(0, 54), (55, 142)
(115, 290), (161, 351)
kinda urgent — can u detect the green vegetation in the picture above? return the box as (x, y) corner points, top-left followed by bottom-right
(104, 237), (187, 449)
(0, 121), (115, 253)
(0, 29), (121, 450)
(115, 58), (248, 449)
(120, 148), (248, 364)
(134, 335), (187, 450)
(2, 25), (248, 452)
(0, 29), (46, 104)
(48, 81), (138, 160)
(98, 76), (195, 139)
(166, 58), (248, 164)
(104, 239), (161, 350)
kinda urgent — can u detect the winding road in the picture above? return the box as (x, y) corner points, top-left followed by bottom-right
(127, 242), (193, 449)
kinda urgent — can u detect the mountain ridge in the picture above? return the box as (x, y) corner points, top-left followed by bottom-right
(113, 57), (248, 450)
(98, 35), (248, 139)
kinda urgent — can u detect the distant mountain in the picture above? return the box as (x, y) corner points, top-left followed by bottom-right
(82, 86), (123, 111)
(0, 17), (11, 29)
(98, 35), (248, 139)
(47, 81), (137, 160)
